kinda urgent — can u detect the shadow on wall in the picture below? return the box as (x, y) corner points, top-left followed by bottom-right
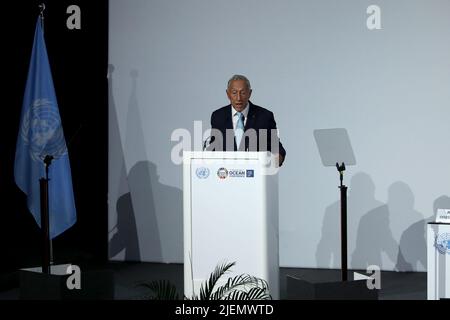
(108, 63), (139, 261)
(109, 192), (141, 261)
(352, 203), (398, 270)
(109, 163), (183, 263)
(126, 161), (160, 261)
(108, 64), (141, 261)
(128, 161), (183, 263)
(397, 194), (450, 272)
(316, 172), (384, 269)
(316, 174), (432, 271)
(387, 182), (423, 271)
(108, 66), (183, 263)
(352, 181), (423, 271)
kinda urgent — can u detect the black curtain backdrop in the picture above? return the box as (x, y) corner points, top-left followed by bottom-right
(1, 0), (108, 273)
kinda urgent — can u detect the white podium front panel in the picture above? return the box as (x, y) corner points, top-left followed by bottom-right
(427, 223), (450, 300)
(183, 152), (279, 299)
(192, 158), (264, 278)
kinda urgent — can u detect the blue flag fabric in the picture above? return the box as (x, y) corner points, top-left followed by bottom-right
(14, 17), (77, 239)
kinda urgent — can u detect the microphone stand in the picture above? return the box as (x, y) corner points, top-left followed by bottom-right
(40, 155), (53, 274)
(336, 162), (348, 281)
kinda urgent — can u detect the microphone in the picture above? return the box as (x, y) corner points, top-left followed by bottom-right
(203, 136), (212, 151)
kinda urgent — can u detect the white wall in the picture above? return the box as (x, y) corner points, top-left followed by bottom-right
(108, 0), (450, 271)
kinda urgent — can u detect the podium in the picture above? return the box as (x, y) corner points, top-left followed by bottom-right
(427, 223), (450, 300)
(183, 151), (279, 299)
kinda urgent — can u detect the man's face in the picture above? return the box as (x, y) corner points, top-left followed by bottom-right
(226, 80), (252, 112)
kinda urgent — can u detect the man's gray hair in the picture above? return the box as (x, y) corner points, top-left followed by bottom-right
(227, 74), (251, 90)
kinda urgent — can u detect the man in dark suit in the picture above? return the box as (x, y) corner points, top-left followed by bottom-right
(209, 75), (286, 166)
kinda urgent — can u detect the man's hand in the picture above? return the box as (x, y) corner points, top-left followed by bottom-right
(276, 154), (285, 167)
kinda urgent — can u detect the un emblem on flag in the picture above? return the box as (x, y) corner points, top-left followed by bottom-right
(20, 99), (67, 162)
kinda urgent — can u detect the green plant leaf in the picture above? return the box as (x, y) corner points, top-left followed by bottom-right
(139, 260), (272, 301)
(139, 280), (180, 300)
(209, 273), (271, 300)
(198, 261), (235, 300)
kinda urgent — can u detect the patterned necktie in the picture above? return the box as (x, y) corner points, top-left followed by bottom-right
(235, 112), (244, 148)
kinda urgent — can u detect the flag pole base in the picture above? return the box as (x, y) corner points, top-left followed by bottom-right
(19, 264), (115, 300)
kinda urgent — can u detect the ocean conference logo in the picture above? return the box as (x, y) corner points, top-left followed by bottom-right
(228, 169), (246, 178)
(217, 168), (254, 179)
(217, 167), (228, 179)
(195, 167), (210, 179)
(435, 233), (450, 255)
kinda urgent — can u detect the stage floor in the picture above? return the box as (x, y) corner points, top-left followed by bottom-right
(0, 261), (426, 300)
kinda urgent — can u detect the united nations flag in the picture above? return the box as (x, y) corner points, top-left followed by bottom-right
(14, 16), (77, 238)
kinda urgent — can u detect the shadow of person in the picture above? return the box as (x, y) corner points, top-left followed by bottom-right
(108, 68), (183, 263)
(387, 182), (423, 271)
(109, 192), (141, 261)
(396, 195), (450, 271)
(126, 161), (183, 263)
(352, 204), (397, 270)
(108, 161), (183, 263)
(316, 172), (384, 269)
(352, 181), (422, 270)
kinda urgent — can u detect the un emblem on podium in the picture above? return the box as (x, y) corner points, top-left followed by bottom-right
(435, 233), (450, 255)
(195, 167), (210, 179)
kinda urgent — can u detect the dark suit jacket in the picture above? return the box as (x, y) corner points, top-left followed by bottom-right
(209, 101), (286, 158)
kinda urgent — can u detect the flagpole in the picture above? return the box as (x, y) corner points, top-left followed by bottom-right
(39, 3), (45, 32)
(40, 155), (54, 274)
(36, 2), (52, 274)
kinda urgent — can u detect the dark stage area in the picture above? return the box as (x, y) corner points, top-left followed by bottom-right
(0, 262), (426, 300)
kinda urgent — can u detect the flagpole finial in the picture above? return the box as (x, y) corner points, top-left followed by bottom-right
(39, 3), (46, 18)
